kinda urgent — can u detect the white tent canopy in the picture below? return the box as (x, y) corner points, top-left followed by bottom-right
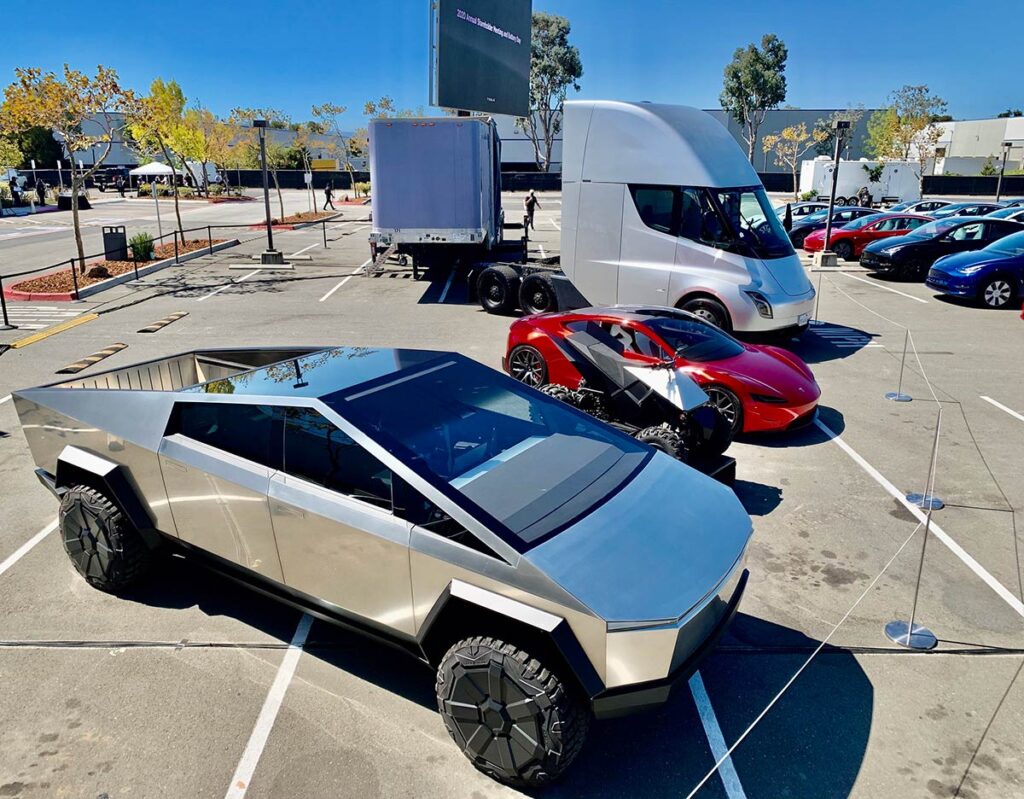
(129, 162), (181, 177)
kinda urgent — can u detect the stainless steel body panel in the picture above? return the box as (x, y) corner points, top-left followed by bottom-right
(269, 473), (415, 636)
(158, 435), (284, 582)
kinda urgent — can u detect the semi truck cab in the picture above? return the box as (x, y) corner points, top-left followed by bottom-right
(560, 100), (815, 335)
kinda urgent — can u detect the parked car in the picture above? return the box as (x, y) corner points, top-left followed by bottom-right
(13, 345), (754, 788)
(788, 206), (880, 248)
(926, 230), (1024, 309)
(887, 199), (951, 215)
(928, 201), (1003, 219)
(984, 207), (1024, 222)
(860, 217), (1024, 279)
(773, 201), (829, 221)
(997, 198), (1024, 208)
(803, 213), (931, 261)
(506, 306), (820, 435)
(91, 166), (130, 192)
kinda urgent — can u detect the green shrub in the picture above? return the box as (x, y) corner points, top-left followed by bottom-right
(353, 181), (371, 198)
(799, 189), (817, 202)
(129, 231), (155, 261)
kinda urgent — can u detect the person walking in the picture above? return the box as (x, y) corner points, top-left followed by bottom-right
(36, 179), (46, 206)
(524, 189), (541, 230)
(115, 175), (126, 198)
(323, 181), (335, 211)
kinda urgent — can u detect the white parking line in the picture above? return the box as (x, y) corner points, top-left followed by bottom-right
(224, 613), (313, 799)
(980, 395), (1024, 423)
(0, 395), (10, 406)
(0, 521), (57, 579)
(290, 242), (319, 257)
(319, 259), (371, 302)
(689, 671), (747, 799)
(815, 418), (1024, 618)
(438, 271), (456, 303)
(836, 272), (928, 304)
(549, 218), (561, 230)
(197, 269), (261, 302)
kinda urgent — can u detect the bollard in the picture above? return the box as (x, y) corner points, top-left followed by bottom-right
(133, 250), (140, 281)
(323, 220), (328, 249)
(0, 273), (16, 330)
(70, 259), (80, 299)
(173, 231), (180, 264)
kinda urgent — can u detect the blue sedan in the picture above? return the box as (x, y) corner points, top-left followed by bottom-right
(926, 230), (1024, 308)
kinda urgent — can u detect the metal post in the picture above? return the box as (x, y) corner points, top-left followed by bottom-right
(57, 160), (64, 191)
(173, 230), (180, 264)
(823, 134), (843, 251)
(259, 125), (275, 253)
(0, 273), (16, 330)
(153, 180), (163, 239)
(885, 329), (913, 402)
(995, 141), (1011, 202)
(812, 268), (824, 324)
(885, 408), (942, 650)
(207, 225), (213, 252)
(323, 220), (328, 249)
(133, 250), (140, 281)
(69, 259), (80, 299)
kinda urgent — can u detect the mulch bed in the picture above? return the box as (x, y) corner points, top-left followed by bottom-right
(13, 239), (225, 294)
(252, 210), (337, 228)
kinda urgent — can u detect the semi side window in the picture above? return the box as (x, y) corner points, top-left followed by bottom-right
(171, 403), (283, 469)
(629, 186), (677, 234)
(283, 407), (392, 510)
(393, 476), (500, 559)
(680, 188), (729, 247)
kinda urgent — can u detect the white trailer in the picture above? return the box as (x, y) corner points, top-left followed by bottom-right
(798, 158), (921, 205)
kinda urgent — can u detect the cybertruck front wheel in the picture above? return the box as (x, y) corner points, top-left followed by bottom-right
(436, 636), (589, 788)
(58, 485), (155, 592)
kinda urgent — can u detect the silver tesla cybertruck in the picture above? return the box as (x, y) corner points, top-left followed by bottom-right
(14, 346), (752, 787)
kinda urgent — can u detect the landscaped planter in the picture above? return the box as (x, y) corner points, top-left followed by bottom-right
(4, 239), (240, 302)
(248, 211), (343, 231)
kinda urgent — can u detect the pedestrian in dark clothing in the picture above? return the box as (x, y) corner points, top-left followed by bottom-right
(36, 180), (46, 206)
(524, 189), (541, 230)
(115, 176), (126, 198)
(323, 182), (335, 211)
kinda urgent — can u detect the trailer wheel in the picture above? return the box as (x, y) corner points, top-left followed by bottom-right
(835, 196), (847, 206)
(478, 265), (520, 314)
(58, 485), (156, 593)
(519, 273), (558, 315)
(635, 424), (687, 460)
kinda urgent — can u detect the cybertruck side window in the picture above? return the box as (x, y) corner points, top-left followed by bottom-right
(629, 186), (677, 234)
(282, 407), (392, 510)
(170, 402), (283, 469)
(393, 476), (500, 559)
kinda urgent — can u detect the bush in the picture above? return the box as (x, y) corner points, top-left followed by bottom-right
(800, 189), (817, 201)
(129, 231), (155, 261)
(353, 181), (371, 198)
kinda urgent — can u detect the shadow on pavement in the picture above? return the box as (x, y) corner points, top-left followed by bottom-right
(786, 322), (878, 364)
(733, 480), (783, 516)
(746, 406), (844, 449)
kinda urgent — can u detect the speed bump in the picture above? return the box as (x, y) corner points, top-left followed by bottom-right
(56, 343), (127, 374)
(138, 311), (188, 334)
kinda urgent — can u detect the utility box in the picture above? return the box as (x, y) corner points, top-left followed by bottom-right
(368, 117), (503, 262)
(102, 226), (128, 261)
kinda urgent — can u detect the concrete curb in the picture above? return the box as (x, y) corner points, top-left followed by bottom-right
(4, 239), (241, 302)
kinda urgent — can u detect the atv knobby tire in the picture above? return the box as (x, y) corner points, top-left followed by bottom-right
(635, 424), (687, 460)
(539, 383), (581, 406)
(436, 636), (589, 788)
(59, 485), (154, 592)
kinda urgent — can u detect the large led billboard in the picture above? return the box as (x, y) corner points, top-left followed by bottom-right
(430, 0), (532, 117)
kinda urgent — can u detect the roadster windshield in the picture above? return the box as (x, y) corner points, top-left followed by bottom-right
(325, 357), (649, 551)
(646, 317), (744, 362)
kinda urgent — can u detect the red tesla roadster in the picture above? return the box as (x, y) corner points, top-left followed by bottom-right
(504, 306), (820, 434)
(802, 213), (931, 260)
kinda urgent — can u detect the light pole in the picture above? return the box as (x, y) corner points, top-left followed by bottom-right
(995, 140), (1012, 202)
(253, 119), (283, 265)
(822, 119), (851, 255)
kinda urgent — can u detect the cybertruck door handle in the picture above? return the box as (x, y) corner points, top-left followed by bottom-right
(163, 460), (189, 473)
(273, 502), (305, 519)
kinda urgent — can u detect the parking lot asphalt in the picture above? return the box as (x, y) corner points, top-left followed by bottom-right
(0, 190), (1021, 798)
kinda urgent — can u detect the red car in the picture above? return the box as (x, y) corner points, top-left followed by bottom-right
(803, 213), (931, 261)
(504, 306), (820, 434)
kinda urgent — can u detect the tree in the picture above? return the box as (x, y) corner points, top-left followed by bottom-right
(865, 85), (948, 191)
(762, 123), (828, 199)
(979, 156), (999, 177)
(813, 106), (865, 157)
(231, 107), (291, 219)
(997, 108), (1023, 118)
(128, 78), (189, 235)
(312, 102), (364, 193)
(12, 126), (63, 169)
(171, 106), (222, 196)
(720, 34), (788, 163)
(515, 12), (582, 173)
(1, 65), (137, 271)
(0, 135), (22, 170)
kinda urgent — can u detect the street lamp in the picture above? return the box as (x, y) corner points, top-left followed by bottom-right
(821, 119), (852, 257)
(253, 119), (284, 265)
(995, 140), (1012, 202)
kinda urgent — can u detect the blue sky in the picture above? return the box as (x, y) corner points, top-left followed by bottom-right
(2, 0), (1018, 129)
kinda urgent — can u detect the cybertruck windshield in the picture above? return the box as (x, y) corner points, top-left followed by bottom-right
(325, 357), (650, 551)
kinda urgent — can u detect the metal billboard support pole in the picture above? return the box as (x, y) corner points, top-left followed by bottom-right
(0, 274), (16, 330)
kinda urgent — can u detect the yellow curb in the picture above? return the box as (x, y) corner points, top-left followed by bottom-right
(9, 313), (99, 349)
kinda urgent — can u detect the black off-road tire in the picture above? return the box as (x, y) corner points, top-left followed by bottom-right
(519, 273), (558, 316)
(833, 240), (853, 262)
(436, 636), (589, 788)
(539, 383), (581, 407)
(478, 265), (520, 315)
(635, 424), (687, 460)
(59, 485), (154, 592)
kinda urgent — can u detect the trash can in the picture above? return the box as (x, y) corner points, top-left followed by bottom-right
(102, 226), (128, 261)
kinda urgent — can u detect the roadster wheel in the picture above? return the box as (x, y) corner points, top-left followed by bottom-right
(436, 636), (588, 788)
(980, 277), (1015, 308)
(704, 385), (744, 436)
(508, 345), (547, 387)
(59, 485), (155, 592)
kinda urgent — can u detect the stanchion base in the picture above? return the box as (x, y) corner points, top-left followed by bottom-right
(0, 324), (17, 331)
(260, 250), (285, 265)
(885, 391), (913, 402)
(885, 620), (938, 650)
(906, 493), (944, 511)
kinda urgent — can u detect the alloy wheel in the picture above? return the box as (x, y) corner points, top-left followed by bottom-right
(509, 348), (545, 387)
(705, 387), (739, 429)
(983, 280), (1012, 308)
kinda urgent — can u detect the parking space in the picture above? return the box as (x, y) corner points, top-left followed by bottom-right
(0, 190), (1021, 797)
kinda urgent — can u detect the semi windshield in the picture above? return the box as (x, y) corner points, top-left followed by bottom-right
(324, 356), (649, 551)
(715, 187), (795, 260)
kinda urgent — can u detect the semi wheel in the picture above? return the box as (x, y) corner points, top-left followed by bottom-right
(58, 485), (155, 592)
(979, 275), (1015, 308)
(704, 386), (743, 436)
(833, 241), (853, 261)
(478, 265), (520, 314)
(635, 424), (686, 460)
(508, 345), (547, 387)
(519, 273), (558, 315)
(436, 636), (589, 788)
(679, 296), (731, 331)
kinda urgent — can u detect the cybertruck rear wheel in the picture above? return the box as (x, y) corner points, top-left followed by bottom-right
(59, 485), (154, 593)
(436, 636), (589, 788)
